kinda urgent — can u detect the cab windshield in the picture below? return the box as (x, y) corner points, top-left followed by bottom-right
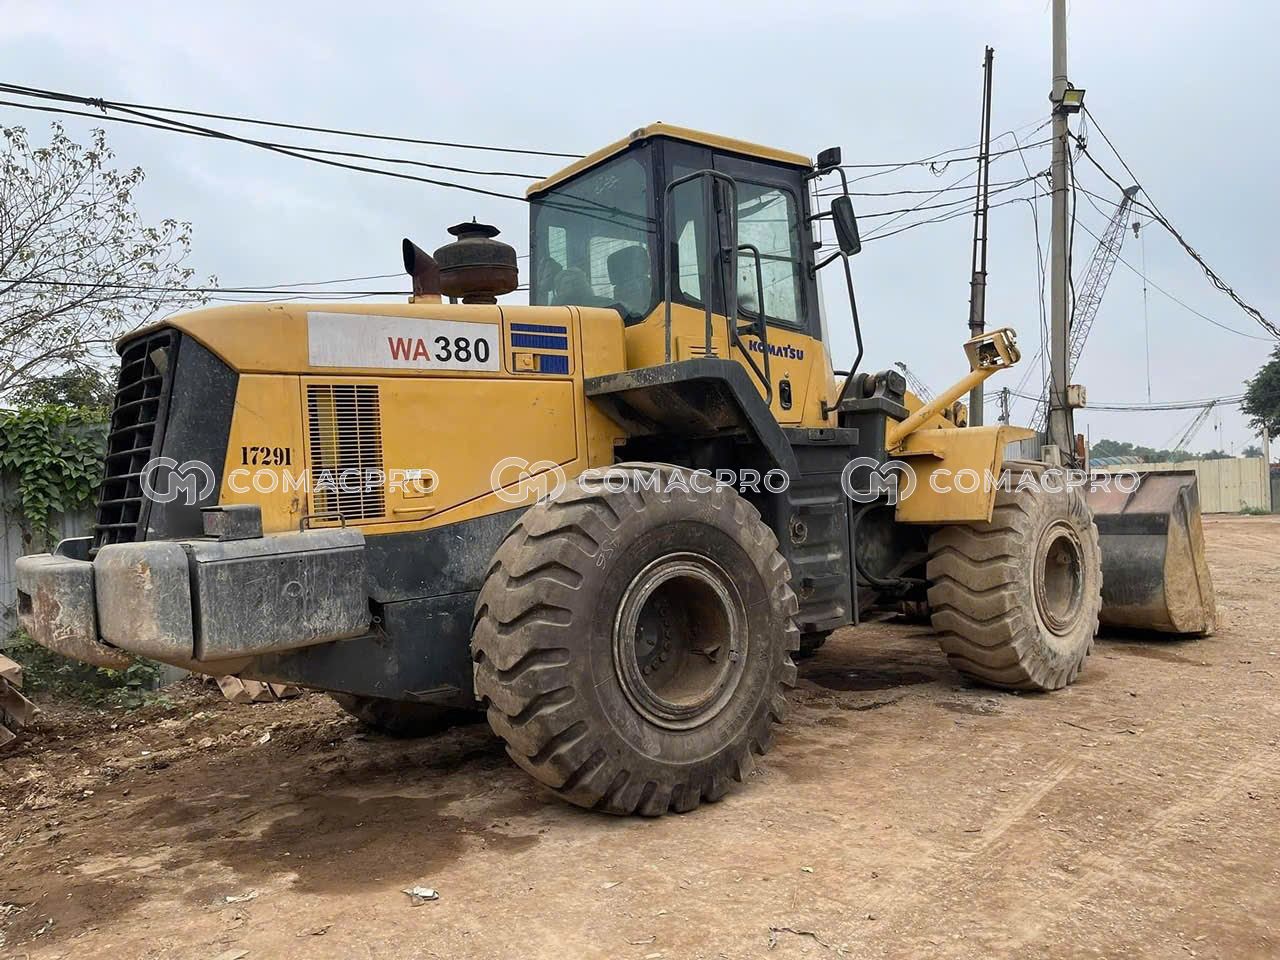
(529, 147), (656, 323)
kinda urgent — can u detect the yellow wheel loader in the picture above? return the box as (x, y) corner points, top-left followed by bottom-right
(15, 124), (1214, 813)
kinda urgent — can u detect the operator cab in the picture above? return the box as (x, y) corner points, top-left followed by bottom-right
(526, 124), (822, 338)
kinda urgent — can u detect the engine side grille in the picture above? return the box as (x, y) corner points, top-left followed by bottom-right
(94, 329), (178, 549)
(306, 383), (386, 521)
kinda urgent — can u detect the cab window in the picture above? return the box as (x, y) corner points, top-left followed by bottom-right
(736, 182), (803, 326)
(529, 149), (657, 323)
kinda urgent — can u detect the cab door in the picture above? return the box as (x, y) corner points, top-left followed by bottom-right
(712, 154), (820, 426)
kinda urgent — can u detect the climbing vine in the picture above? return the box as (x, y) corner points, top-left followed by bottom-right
(0, 404), (106, 551)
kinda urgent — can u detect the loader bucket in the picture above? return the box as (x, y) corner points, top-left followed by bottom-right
(1086, 470), (1216, 635)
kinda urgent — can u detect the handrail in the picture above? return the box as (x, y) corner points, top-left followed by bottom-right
(661, 168), (739, 364)
(733, 242), (773, 406)
(659, 169), (775, 406)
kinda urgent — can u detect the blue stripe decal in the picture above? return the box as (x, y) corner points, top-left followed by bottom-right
(511, 323), (568, 334)
(538, 354), (570, 375)
(511, 333), (569, 350)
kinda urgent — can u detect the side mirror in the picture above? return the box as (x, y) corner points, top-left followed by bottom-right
(832, 196), (861, 256)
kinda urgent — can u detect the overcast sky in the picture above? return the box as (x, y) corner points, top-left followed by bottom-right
(3, 0), (1276, 453)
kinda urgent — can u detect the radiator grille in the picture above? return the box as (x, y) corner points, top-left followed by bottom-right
(93, 329), (178, 549)
(306, 383), (385, 521)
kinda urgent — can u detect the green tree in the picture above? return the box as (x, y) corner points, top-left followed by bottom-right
(1242, 345), (1280, 437)
(0, 123), (210, 400)
(8, 365), (116, 410)
(1243, 444), (1263, 459)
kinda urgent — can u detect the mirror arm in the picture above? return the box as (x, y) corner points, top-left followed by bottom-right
(813, 248), (844, 274)
(823, 252), (865, 418)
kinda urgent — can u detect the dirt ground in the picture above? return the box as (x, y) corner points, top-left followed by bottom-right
(1, 514), (1277, 960)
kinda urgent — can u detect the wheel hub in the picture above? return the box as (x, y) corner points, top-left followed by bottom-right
(613, 553), (747, 731)
(1035, 520), (1085, 636)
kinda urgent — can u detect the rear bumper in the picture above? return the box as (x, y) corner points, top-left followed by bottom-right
(16, 529), (371, 669)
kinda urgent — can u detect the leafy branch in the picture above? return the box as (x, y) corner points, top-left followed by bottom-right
(0, 404), (105, 551)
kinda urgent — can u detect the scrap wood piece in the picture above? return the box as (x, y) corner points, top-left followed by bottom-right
(0, 656), (35, 750)
(216, 676), (304, 704)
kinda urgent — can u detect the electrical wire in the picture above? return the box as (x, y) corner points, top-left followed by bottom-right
(0, 277), (408, 296)
(1074, 132), (1277, 339)
(820, 175), (1032, 199)
(1070, 208), (1270, 341)
(0, 96), (531, 201)
(836, 118), (1050, 184)
(0, 81), (581, 158)
(862, 189), (1036, 243)
(856, 175), (1039, 221)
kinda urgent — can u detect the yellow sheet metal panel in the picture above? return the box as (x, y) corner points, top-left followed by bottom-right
(527, 123), (812, 196)
(300, 375), (578, 529)
(172, 302), (559, 376)
(893, 425), (1037, 524)
(571, 306), (626, 379)
(219, 374), (307, 534)
(621, 302), (834, 427)
(154, 301), (629, 539)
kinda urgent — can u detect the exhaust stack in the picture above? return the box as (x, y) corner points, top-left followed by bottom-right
(402, 239), (442, 304)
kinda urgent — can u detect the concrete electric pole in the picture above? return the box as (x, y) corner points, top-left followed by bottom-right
(967, 45), (995, 427)
(1046, 0), (1074, 455)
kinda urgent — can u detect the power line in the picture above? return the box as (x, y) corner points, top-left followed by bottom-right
(863, 188), (1037, 243)
(0, 81), (581, 159)
(823, 175), (1033, 199)
(1073, 125), (1277, 339)
(1070, 200), (1271, 341)
(0, 98), (545, 179)
(0, 96), (532, 201)
(857, 175), (1039, 221)
(0, 277), (407, 296)
(837, 118), (1050, 183)
(1004, 386), (1250, 412)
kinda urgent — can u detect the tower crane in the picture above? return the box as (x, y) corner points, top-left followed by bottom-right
(1033, 184), (1140, 432)
(1171, 401), (1217, 454)
(893, 361), (935, 403)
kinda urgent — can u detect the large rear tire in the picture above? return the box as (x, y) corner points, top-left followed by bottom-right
(471, 464), (799, 815)
(926, 466), (1102, 691)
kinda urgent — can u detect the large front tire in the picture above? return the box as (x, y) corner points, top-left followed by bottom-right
(926, 466), (1102, 691)
(471, 464), (799, 815)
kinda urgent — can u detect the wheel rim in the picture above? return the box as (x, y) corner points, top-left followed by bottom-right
(1034, 520), (1085, 637)
(613, 552), (747, 731)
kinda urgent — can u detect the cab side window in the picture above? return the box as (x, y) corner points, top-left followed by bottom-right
(736, 182), (803, 326)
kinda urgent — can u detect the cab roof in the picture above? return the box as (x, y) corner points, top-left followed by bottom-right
(525, 123), (813, 198)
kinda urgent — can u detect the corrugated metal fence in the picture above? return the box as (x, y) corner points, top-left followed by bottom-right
(1091, 456), (1273, 513)
(0, 484), (95, 642)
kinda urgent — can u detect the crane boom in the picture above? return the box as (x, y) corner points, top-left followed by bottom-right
(894, 361), (935, 403)
(1033, 184), (1140, 432)
(1172, 401), (1217, 453)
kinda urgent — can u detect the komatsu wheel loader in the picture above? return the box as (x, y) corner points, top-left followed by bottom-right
(15, 124), (1215, 814)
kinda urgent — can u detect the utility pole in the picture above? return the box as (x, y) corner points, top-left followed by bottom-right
(968, 46), (995, 426)
(1046, 0), (1075, 456)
